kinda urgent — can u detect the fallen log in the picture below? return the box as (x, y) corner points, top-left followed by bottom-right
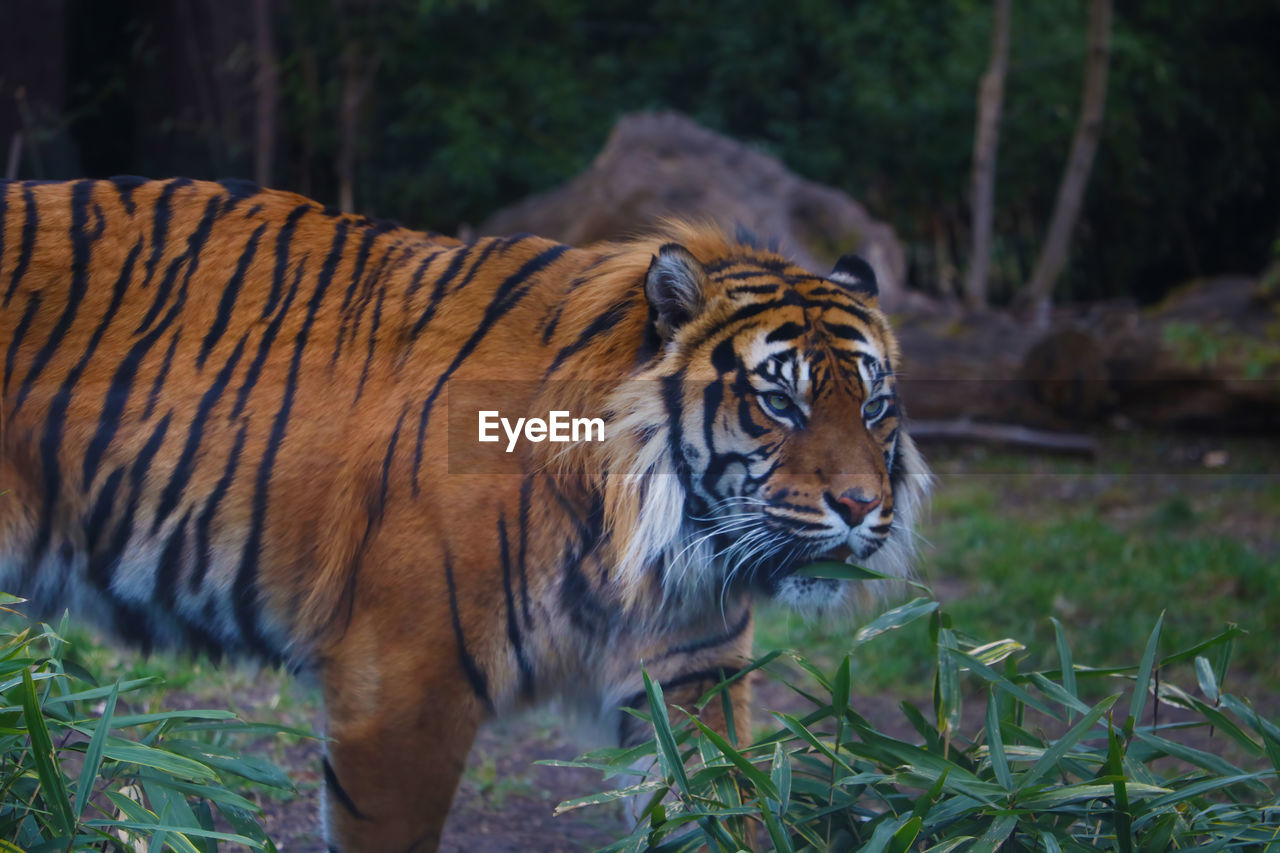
(909, 419), (1099, 457)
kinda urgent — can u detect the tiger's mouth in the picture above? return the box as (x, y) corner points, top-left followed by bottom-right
(745, 542), (858, 596)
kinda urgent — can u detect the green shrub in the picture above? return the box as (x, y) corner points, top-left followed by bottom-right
(0, 593), (302, 852)
(554, 594), (1280, 851)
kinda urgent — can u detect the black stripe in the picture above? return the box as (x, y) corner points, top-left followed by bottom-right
(89, 412), (172, 590)
(337, 226), (384, 318)
(134, 193), (222, 337)
(543, 298), (632, 380)
(30, 240), (142, 564)
(218, 177), (261, 204)
(3, 184), (38, 307)
(516, 477), (533, 625)
(651, 608), (752, 662)
(13, 180), (101, 416)
(373, 406), (405, 524)
(235, 245), (327, 656)
(191, 420), (248, 592)
(726, 284), (780, 296)
(662, 372), (693, 497)
(448, 235), (508, 294)
(411, 243), (570, 494)
(557, 495), (610, 634)
(84, 467), (124, 554)
(199, 222), (266, 369)
(151, 334), (248, 535)
(83, 252), (191, 489)
(538, 255), (613, 345)
(322, 757), (370, 821)
(143, 328), (182, 420)
(229, 251), (310, 422)
(333, 231), (388, 363)
(823, 322), (867, 342)
(109, 175), (148, 215)
(401, 248), (444, 311)
(141, 178), (194, 290)
(348, 243), (408, 353)
(353, 280), (386, 404)
(408, 244), (472, 338)
(154, 509), (192, 610)
(765, 322), (806, 343)
(499, 514), (535, 699)
(264, 204), (311, 319)
(4, 291), (41, 395)
(619, 666), (745, 713)
(444, 550), (494, 711)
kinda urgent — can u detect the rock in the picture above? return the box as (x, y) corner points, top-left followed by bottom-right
(480, 111), (910, 310)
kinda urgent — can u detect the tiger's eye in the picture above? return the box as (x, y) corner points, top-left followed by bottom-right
(763, 393), (796, 417)
(863, 397), (886, 418)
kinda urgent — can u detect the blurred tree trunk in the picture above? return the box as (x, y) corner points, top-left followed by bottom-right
(335, 0), (382, 213)
(963, 0), (1011, 312)
(252, 0), (278, 187)
(1024, 0), (1112, 324)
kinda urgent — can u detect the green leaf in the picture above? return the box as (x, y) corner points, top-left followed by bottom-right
(82, 818), (263, 850)
(795, 561), (891, 581)
(1133, 731), (1256, 782)
(985, 691), (1012, 791)
(75, 680), (118, 820)
(688, 716), (779, 802)
(757, 796), (794, 853)
(967, 813), (1017, 853)
(861, 814), (912, 853)
(935, 625), (961, 737)
(855, 597), (939, 644)
(642, 670), (691, 798)
(1129, 613), (1164, 726)
(39, 677), (163, 706)
(102, 742), (219, 783)
(19, 668), (75, 837)
(943, 646), (1061, 721)
(1050, 617), (1077, 706)
(770, 742), (791, 816)
(832, 656), (850, 721)
(1194, 655), (1219, 703)
(1020, 693), (1118, 791)
(553, 780), (666, 815)
(1108, 724), (1134, 853)
(888, 815), (922, 853)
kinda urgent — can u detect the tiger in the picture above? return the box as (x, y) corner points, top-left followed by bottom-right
(0, 177), (929, 852)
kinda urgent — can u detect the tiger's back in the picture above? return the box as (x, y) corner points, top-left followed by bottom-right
(0, 177), (476, 657)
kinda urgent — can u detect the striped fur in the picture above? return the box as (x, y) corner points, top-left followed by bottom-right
(0, 178), (928, 852)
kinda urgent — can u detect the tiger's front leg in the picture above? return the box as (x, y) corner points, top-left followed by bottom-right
(318, 610), (484, 853)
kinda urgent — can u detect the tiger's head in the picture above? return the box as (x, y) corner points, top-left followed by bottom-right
(602, 229), (930, 614)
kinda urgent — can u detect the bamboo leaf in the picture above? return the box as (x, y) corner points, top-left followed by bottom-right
(985, 690), (1012, 791)
(19, 668), (75, 837)
(75, 680), (119, 820)
(1129, 613), (1164, 726)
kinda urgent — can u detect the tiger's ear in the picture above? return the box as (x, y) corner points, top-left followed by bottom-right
(645, 243), (707, 340)
(829, 254), (878, 301)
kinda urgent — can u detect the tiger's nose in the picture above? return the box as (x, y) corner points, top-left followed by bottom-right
(826, 489), (882, 526)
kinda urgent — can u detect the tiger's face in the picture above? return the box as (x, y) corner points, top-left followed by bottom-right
(607, 240), (927, 612)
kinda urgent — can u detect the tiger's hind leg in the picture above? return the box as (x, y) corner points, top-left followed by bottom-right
(318, 614), (484, 853)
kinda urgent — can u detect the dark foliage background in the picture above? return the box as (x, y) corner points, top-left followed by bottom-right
(2, 0), (1277, 304)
